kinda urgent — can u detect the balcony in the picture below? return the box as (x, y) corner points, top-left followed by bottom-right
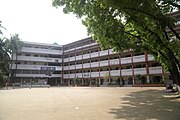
(91, 72), (99, 77)
(121, 69), (132, 76)
(121, 57), (131, 64)
(16, 74), (62, 78)
(13, 56), (62, 63)
(69, 57), (75, 62)
(100, 71), (109, 77)
(149, 67), (162, 74)
(76, 55), (82, 61)
(100, 60), (108, 66)
(64, 58), (68, 62)
(69, 65), (75, 70)
(134, 68), (146, 75)
(133, 55), (145, 63)
(100, 50), (108, 56)
(69, 74), (76, 78)
(110, 59), (119, 65)
(64, 43), (98, 53)
(91, 62), (99, 68)
(63, 66), (68, 70)
(110, 70), (120, 76)
(11, 64), (62, 71)
(83, 63), (90, 68)
(91, 52), (98, 58)
(76, 64), (82, 69)
(83, 54), (89, 59)
(21, 47), (62, 55)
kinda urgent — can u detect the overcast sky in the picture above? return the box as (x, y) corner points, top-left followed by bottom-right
(0, 0), (88, 45)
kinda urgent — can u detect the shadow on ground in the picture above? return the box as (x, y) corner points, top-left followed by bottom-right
(109, 89), (180, 120)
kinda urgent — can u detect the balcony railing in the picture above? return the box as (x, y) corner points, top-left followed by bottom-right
(11, 64), (62, 70)
(91, 72), (99, 77)
(76, 64), (82, 69)
(83, 54), (89, 59)
(121, 69), (132, 76)
(110, 70), (120, 76)
(16, 74), (62, 78)
(91, 62), (99, 68)
(83, 63), (90, 68)
(100, 50), (108, 56)
(91, 52), (98, 58)
(134, 68), (146, 75)
(110, 59), (119, 65)
(121, 57), (131, 64)
(12, 56), (62, 63)
(149, 66), (162, 74)
(21, 47), (62, 55)
(100, 60), (108, 66)
(133, 55), (145, 63)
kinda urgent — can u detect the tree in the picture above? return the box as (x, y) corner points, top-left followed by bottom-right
(4, 34), (23, 82)
(53, 0), (180, 84)
(0, 37), (10, 86)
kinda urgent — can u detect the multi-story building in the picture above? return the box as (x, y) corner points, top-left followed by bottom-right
(62, 37), (166, 86)
(10, 12), (179, 86)
(11, 41), (63, 86)
(10, 38), (167, 86)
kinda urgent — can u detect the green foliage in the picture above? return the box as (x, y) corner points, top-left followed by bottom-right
(53, 0), (180, 84)
(0, 33), (22, 83)
(103, 73), (109, 82)
(73, 77), (81, 86)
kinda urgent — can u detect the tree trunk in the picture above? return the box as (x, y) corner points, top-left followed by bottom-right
(170, 63), (180, 85)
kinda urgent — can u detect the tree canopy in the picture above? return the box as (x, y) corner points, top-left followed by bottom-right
(0, 32), (22, 85)
(53, 0), (180, 84)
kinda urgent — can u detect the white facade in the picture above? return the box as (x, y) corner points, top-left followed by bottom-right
(11, 41), (63, 86)
(11, 38), (169, 86)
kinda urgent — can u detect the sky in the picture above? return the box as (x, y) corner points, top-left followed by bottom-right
(0, 0), (88, 45)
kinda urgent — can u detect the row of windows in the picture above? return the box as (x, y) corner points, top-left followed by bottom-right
(64, 51), (144, 59)
(64, 40), (95, 50)
(23, 45), (62, 50)
(16, 70), (61, 74)
(17, 53), (62, 58)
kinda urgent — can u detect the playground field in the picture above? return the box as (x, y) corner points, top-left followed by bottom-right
(0, 87), (180, 120)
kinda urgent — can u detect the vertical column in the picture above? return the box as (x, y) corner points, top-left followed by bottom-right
(162, 65), (165, 83)
(144, 52), (150, 83)
(61, 46), (64, 84)
(89, 43), (92, 85)
(75, 45), (76, 78)
(21, 77), (22, 86)
(119, 53), (122, 85)
(68, 54), (70, 84)
(130, 49), (135, 85)
(98, 47), (101, 85)
(108, 48), (111, 83)
(82, 46), (84, 85)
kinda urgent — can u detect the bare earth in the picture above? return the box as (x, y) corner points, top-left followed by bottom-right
(0, 87), (180, 120)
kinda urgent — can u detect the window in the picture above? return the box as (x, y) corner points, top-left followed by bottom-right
(15, 61), (20, 64)
(34, 54), (38, 57)
(25, 54), (30, 56)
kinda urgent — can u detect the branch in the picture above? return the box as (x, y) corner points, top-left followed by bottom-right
(168, 27), (180, 41)
(164, 1), (180, 9)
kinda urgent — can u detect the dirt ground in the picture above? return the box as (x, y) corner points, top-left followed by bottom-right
(0, 87), (180, 120)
